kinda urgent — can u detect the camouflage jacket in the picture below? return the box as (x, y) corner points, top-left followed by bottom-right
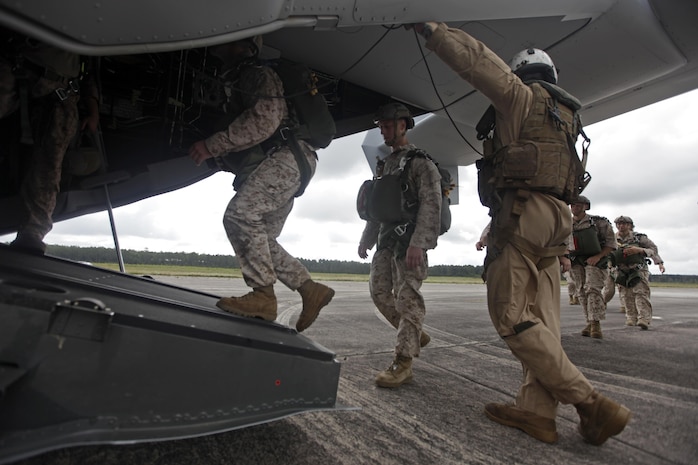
(616, 231), (663, 270)
(204, 63), (287, 157)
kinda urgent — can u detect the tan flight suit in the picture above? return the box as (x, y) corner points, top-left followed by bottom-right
(206, 63), (317, 290)
(359, 144), (441, 358)
(616, 231), (663, 326)
(569, 214), (616, 322)
(0, 42), (93, 242)
(426, 23), (594, 419)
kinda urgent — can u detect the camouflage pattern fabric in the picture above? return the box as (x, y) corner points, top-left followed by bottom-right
(569, 265), (608, 321)
(616, 231), (663, 326)
(602, 268), (616, 303)
(619, 270), (652, 324)
(0, 54), (80, 240)
(223, 147), (315, 289)
(212, 62), (318, 290)
(360, 143), (441, 359)
(569, 214), (616, 322)
(564, 271), (577, 298)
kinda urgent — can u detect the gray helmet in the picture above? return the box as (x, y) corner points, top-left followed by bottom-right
(573, 195), (591, 210)
(614, 215), (634, 225)
(374, 103), (415, 129)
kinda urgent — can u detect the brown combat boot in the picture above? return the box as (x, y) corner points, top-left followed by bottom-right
(581, 323), (591, 337)
(575, 391), (631, 445)
(484, 403), (558, 444)
(216, 286), (277, 321)
(420, 330), (431, 348)
(10, 233), (46, 255)
(590, 321), (603, 339)
(375, 355), (413, 388)
(296, 280), (335, 332)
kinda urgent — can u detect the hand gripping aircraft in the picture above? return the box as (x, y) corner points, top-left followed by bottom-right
(0, 0), (696, 463)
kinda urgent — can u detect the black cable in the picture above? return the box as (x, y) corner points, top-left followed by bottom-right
(412, 28), (482, 155)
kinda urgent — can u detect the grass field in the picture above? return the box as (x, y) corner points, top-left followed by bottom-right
(93, 263), (484, 284)
(93, 263), (695, 287)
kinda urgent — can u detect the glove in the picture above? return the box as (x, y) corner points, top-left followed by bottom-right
(404, 22), (434, 39)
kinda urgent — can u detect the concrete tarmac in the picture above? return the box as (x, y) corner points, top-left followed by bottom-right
(15, 277), (698, 465)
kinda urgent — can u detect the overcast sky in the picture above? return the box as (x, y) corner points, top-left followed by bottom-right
(3, 88), (697, 275)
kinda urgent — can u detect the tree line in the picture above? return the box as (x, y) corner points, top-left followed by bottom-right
(46, 245), (486, 277)
(46, 245), (697, 282)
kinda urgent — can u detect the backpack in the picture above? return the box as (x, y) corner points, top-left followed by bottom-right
(269, 60), (336, 149)
(357, 149), (453, 235)
(223, 59), (337, 196)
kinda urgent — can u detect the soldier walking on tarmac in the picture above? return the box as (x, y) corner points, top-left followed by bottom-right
(568, 196), (616, 338)
(357, 103), (442, 388)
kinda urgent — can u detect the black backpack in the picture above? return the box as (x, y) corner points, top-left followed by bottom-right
(403, 150), (453, 235)
(357, 149), (453, 235)
(270, 60), (336, 149)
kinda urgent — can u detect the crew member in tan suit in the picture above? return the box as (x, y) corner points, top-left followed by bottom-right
(411, 21), (631, 445)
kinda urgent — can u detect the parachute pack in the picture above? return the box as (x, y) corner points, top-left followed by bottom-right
(220, 59), (336, 196)
(269, 60), (336, 149)
(357, 149), (453, 236)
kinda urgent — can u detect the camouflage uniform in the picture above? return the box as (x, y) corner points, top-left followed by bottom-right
(206, 62), (317, 291)
(359, 143), (441, 359)
(569, 214), (616, 323)
(616, 231), (663, 327)
(564, 271), (578, 304)
(425, 23), (595, 420)
(0, 42), (91, 247)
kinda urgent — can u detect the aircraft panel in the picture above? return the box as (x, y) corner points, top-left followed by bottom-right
(0, 246), (343, 464)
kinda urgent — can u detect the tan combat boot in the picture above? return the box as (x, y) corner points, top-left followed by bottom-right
(581, 322), (592, 337)
(10, 233), (46, 255)
(296, 280), (335, 332)
(637, 319), (650, 330)
(420, 330), (431, 348)
(216, 285), (277, 321)
(590, 321), (603, 339)
(570, 295), (580, 305)
(575, 391), (631, 445)
(484, 403), (558, 444)
(375, 355), (413, 388)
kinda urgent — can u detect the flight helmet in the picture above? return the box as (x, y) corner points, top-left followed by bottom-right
(374, 102), (415, 129)
(509, 48), (558, 84)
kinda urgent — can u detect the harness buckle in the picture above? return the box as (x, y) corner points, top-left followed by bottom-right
(394, 223), (408, 236)
(54, 87), (68, 101)
(279, 126), (292, 141)
(69, 79), (80, 94)
(54, 80), (80, 101)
